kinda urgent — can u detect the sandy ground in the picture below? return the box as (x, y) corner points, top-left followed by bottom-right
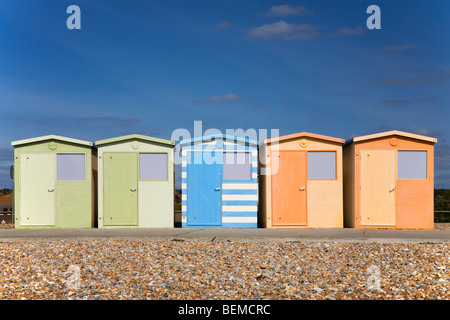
(2, 223), (449, 230)
(0, 239), (448, 300)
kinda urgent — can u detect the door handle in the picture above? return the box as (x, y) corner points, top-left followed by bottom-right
(214, 187), (221, 191)
(48, 188), (54, 192)
(130, 188), (137, 192)
(389, 187), (395, 193)
(299, 187), (306, 191)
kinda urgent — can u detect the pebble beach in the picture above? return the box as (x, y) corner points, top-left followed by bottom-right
(0, 239), (448, 300)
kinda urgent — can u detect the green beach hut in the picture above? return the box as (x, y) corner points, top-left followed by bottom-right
(96, 134), (175, 228)
(11, 135), (97, 228)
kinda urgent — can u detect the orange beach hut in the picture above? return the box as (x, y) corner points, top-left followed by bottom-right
(343, 130), (437, 229)
(259, 132), (345, 228)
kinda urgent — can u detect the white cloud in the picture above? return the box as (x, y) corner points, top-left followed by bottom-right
(382, 99), (411, 106)
(382, 44), (420, 51)
(414, 129), (442, 137)
(247, 21), (320, 40)
(193, 94), (240, 103)
(261, 5), (312, 16)
(75, 116), (141, 127)
(367, 71), (449, 85)
(337, 27), (365, 36)
(214, 21), (232, 29)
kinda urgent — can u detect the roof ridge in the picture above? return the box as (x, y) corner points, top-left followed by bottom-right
(11, 135), (93, 147)
(264, 131), (344, 144)
(180, 134), (258, 145)
(95, 134), (175, 147)
(347, 130), (437, 144)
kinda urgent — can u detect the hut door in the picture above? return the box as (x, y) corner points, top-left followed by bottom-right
(360, 150), (396, 226)
(20, 154), (55, 226)
(103, 153), (138, 226)
(187, 151), (222, 226)
(272, 151), (307, 225)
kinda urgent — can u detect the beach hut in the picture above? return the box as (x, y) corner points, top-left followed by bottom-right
(180, 134), (258, 228)
(343, 130), (437, 229)
(259, 132), (344, 228)
(11, 135), (96, 228)
(96, 134), (175, 228)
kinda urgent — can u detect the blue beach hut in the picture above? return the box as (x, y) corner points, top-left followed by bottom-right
(180, 134), (258, 228)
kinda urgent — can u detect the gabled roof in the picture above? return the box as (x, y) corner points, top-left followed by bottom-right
(264, 132), (344, 144)
(179, 134), (258, 146)
(11, 135), (93, 147)
(345, 130), (437, 145)
(95, 134), (175, 147)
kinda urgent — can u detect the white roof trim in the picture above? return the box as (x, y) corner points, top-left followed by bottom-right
(11, 135), (93, 147)
(348, 130), (437, 144)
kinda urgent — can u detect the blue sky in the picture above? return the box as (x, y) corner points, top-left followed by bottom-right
(0, 0), (449, 188)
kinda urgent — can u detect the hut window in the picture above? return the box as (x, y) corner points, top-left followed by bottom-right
(57, 154), (85, 181)
(223, 152), (251, 180)
(398, 150), (427, 179)
(140, 153), (168, 180)
(307, 151), (336, 179)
